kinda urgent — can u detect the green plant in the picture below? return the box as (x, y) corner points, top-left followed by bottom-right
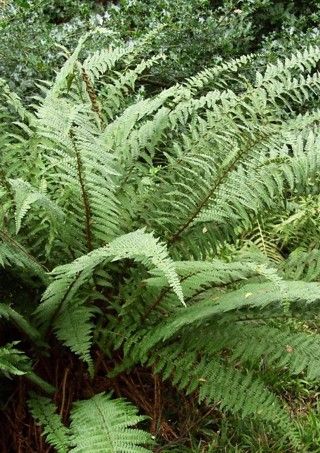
(3, 0), (320, 99)
(1, 32), (320, 451)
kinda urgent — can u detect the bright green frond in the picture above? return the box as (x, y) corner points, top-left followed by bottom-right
(69, 393), (153, 453)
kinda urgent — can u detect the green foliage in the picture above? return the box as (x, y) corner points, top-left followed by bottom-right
(0, 0), (110, 96)
(2, 0), (320, 98)
(2, 31), (320, 451)
(107, 0), (320, 87)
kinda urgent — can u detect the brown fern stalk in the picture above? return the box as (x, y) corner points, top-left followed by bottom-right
(70, 131), (93, 252)
(81, 67), (104, 128)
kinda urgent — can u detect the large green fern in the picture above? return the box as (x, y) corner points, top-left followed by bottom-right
(1, 32), (320, 451)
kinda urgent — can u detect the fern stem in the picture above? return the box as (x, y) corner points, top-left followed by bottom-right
(141, 287), (169, 322)
(0, 169), (14, 230)
(26, 372), (55, 394)
(5, 306), (43, 345)
(59, 367), (70, 417)
(70, 131), (93, 252)
(257, 218), (267, 256)
(141, 274), (192, 322)
(184, 276), (251, 305)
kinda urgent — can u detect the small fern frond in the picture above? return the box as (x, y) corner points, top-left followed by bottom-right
(0, 342), (30, 378)
(35, 229), (183, 363)
(36, 228), (183, 324)
(10, 178), (64, 234)
(282, 248), (320, 282)
(54, 298), (97, 371)
(0, 78), (32, 122)
(28, 394), (70, 453)
(0, 344), (55, 393)
(242, 218), (284, 264)
(69, 393), (153, 453)
(50, 33), (90, 97)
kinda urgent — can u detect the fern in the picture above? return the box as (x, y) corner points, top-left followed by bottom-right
(2, 33), (320, 451)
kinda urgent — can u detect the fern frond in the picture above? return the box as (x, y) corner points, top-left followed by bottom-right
(82, 43), (135, 83)
(242, 218), (284, 264)
(145, 259), (257, 307)
(282, 248), (320, 282)
(0, 78), (32, 122)
(185, 53), (254, 92)
(0, 229), (48, 283)
(147, 347), (299, 447)
(100, 56), (163, 120)
(50, 32), (90, 97)
(129, 280), (320, 361)
(54, 297), (97, 370)
(177, 322), (320, 380)
(69, 393), (153, 453)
